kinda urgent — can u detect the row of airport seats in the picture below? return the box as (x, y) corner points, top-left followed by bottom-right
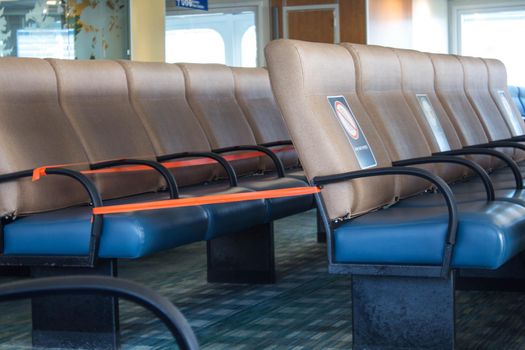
(509, 85), (525, 117)
(266, 39), (525, 349)
(0, 58), (313, 348)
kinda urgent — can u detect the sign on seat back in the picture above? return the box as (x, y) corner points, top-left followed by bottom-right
(393, 48), (467, 180)
(430, 54), (495, 169)
(0, 58), (91, 216)
(179, 63), (262, 176)
(119, 61), (217, 186)
(343, 43), (436, 197)
(232, 67), (299, 170)
(483, 58), (525, 138)
(265, 39), (395, 220)
(48, 59), (161, 199)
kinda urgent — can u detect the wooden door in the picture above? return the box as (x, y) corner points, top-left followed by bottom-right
(283, 5), (339, 43)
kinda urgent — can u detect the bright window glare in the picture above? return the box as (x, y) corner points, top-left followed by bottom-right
(241, 25), (256, 67)
(165, 11), (257, 67)
(165, 28), (225, 64)
(460, 10), (525, 86)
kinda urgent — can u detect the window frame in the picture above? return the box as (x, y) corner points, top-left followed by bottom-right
(165, 0), (270, 67)
(449, 0), (525, 54)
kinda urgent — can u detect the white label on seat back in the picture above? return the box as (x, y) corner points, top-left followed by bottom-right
(327, 96), (377, 169)
(416, 94), (451, 152)
(498, 90), (523, 136)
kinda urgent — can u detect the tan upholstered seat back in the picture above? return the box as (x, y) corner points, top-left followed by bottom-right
(0, 58), (91, 216)
(48, 59), (161, 199)
(483, 58), (525, 138)
(119, 60), (217, 186)
(458, 56), (513, 142)
(179, 63), (262, 176)
(393, 48), (466, 180)
(430, 53), (493, 169)
(266, 40), (396, 220)
(343, 43), (436, 196)
(232, 67), (300, 170)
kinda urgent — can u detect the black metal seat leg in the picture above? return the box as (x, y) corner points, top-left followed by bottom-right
(30, 259), (119, 349)
(352, 271), (455, 350)
(207, 223), (276, 284)
(316, 208), (327, 243)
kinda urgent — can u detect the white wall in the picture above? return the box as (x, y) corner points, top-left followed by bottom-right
(366, 0), (449, 52)
(367, 0), (413, 49)
(412, 0), (448, 53)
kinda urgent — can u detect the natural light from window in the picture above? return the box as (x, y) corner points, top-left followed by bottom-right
(241, 25), (256, 67)
(460, 10), (525, 86)
(165, 11), (257, 67)
(165, 28), (225, 64)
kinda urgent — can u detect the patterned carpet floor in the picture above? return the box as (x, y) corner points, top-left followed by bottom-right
(1, 209), (525, 349)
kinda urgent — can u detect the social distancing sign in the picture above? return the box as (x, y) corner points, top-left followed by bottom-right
(327, 96), (377, 169)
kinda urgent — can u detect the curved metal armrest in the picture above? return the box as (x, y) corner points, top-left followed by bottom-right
(0, 168), (104, 265)
(0, 276), (199, 350)
(468, 140), (525, 152)
(509, 135), (525, 142)
(313, 166), (458, 276)
(393, 155), (495, 201)
(436, 148), (523, 190)
(213, 145), (286, 178)
(158, 151), (238, 187)
(259, 140), (294, 148)
(91, 159), (179, 199)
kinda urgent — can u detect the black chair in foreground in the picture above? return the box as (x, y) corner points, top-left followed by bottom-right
(0, 276), (199, 350)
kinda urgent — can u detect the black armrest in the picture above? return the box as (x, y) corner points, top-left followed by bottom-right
(393, 155), (495, 201)
(509, 135), (525, 142)
(468, 140), (525, 152)
(259, 140), (294, 148)
(0, 276), (199, 350)
(213, 145), (286, 178)
(313, 166), (458, 277)
(436, 148), (523, 190)
(158, 151), (238, 187)
(91, 159), (179, 199)
(0, 168), (104, 266)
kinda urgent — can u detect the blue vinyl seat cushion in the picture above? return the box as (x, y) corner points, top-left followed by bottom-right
(284, 168), (308, 182)
(509, 86), (525, 117)
(179, 183), (268, 239)
(396, 180), (525, 208)
(518, 86), (525, 116)
(334, 200), (525, 269)
(4, 192), (209, 258)
(238, 174), (314, 220)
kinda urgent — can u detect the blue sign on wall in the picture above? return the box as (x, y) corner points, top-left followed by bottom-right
(176, 0), (208, 11)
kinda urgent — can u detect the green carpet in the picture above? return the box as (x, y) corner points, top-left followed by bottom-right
(1, 209), (525, 349)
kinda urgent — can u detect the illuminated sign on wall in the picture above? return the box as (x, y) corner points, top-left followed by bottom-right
(17, 29), (75, 59)
(176, 0), (208, 11)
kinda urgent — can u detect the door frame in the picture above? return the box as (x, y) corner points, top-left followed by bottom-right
(282, 4), (340, 43)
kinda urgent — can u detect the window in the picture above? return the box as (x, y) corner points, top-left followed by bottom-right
(165, 10), (258, 67)
(455, 7), (525, 86)
(166, 28), (225, 64)
(241, 25), (256, 67)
